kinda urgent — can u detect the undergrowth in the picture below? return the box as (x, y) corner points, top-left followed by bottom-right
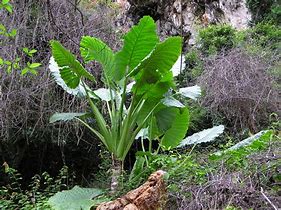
(0, 166), (75, 210)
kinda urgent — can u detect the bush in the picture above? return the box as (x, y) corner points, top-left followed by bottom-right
(198, 24), (236, 54)
(248, 21), (281, 48)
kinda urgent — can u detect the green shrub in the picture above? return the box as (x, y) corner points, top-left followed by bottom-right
(198, 24), (236, 54)
(249, 21), (281, 48)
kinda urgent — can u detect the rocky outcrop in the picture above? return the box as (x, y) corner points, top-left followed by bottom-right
(96, 170), (167, 210)
(116, 0), (252, 45)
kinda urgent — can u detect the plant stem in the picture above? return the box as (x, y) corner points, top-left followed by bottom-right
(110, 154), (122, 194)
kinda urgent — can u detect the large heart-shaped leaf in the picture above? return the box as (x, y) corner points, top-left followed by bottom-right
(178, 125), (224, 147)
(132, 37), (182, 77)
(80, 36), (115, 80)
(49, 57), (86, 96)
(51, 41), (95, 89)
(50, 113), (87, 123)
(161, 107), (189, 149)
(48, 186), (106, 210)
(178, 85), (201, 100)
(115, 16), (159, 80)
(214, 130), (269, 156)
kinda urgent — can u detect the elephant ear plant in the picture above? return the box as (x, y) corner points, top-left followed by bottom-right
(49, 16), (200, 192)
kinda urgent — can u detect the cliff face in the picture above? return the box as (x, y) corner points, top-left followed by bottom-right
(117, 0), (251, 45)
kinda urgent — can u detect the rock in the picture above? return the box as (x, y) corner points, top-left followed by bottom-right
(96, 170), (167, 210)
(114, 0), (252, 47)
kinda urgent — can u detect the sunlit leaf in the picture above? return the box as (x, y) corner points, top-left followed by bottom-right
(51, 40), (95, 88)
(178, 85), (201, 100)
(214, 130), (269, 156)
(49, 57), (87, 97)
(93, 88), (116, 102)
(50, 113), (86, 123)
(178, 125), (224, 147)
(162, 96), (185, 108)
(171, 55), (185, 77)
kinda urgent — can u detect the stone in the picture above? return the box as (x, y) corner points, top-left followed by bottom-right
(114, 0), (252, 47)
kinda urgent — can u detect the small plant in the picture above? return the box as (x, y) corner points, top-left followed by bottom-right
(0, 164), (73, 210)
(0, 0), (41, 75)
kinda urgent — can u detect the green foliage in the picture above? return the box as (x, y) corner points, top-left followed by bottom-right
(0, 165), (74, 210)
(128, 128), (280, 209)
(177, 50), (203, 84)
(51, 41), (95, 88)
(0, 24), (16, 37)
(188, 102), (209, 132)
(0, 57), (20, 73)
(268, 4), (281, 24)
(198, 24), (236, 54)
(0, 0), (13, 13)
(210, 130), (274, 168)
(80, 36), (115, 79)
(22, 48), (38, 57)
(21, 62), (41, 75)
(160, 107), (189, 149)
(49, 16), (194, 161)
(248, 21), (281, 48)
(185, 50), (203, 79)
(114, 16), (159, 80)
(48, 186), (107, 210)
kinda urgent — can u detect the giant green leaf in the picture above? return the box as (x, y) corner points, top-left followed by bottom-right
(80, 36), (115, 80)
(132, 37), (181, 99)
(178, 85), (202, 100)
(48, 186), (106, 210)
(156, 107), (178, 133)
(49, 57), (86, 96)
(135, 98), (159, 126)
(49, 113), (87, 123)
(178, 125), (224, 147)
(114, 16), (158, 80)
(131, 36), (182, 77)
(161, 107), (189, 149)
(51, 41), (95, 88)
(214, 130), (267, 156)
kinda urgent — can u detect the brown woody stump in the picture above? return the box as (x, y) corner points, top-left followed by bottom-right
(96, 170), (167, 210)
